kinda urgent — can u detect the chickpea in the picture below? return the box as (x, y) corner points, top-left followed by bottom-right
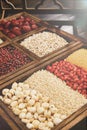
(26, 123), (34, 129)
(2, 89), (9, 95)
(32, 120), (40, 129)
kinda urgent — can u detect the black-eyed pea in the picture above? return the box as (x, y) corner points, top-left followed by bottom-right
(12, 82), (18, 90)
(18, 82), (24, 88)
(10, 101), (18, 107)
(31, 95), (39, 102)
(21, 118), (30, 124)
(38, 115), (46, 122)
(42, 102), (49, 109)
(12, 96), (18, 101)
(32, 120), (40, 129)
(47, 121), (54, 128)
(26, 112), (33, 119)
(13, 108), (21, 115)
(37, 107), (44, 114)
(44, 110), (51, 118)
(50, 107), (58, 114)
(18, 99), (24, 104)
(21, 108), (27, 113)
(19, 112), (26, 119)
(28, 107), (36, 113)
(38, 122), (45, 129)
(9, 89), (15, 96)
(28, 99), (35, 106)
(2, 88), (9, 95)
(24, 96), (30, 102)
(4, 98), (11, 105)
(18, 103), (26, 109)
(33, 112), (38, 119)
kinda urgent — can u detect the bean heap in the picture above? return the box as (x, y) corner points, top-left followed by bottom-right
(0, 82), (66, 130)
(47, 60), (87, 98)
(20, 31), (69, 57)
(0, 15), (38, 39)
(25, 70), (87, 116)
(0, 45), (31, 76)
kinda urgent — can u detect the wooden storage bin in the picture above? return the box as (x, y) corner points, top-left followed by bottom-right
(14, 25), (81, 60)
(0, 43), (87, 130)
(0, 12), (45, 41)
(0, 42), (36, 85)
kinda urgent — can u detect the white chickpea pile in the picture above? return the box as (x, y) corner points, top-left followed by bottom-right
(0, 82), (67, 130)
(25, 70), (87, 116)
(20, 31), (69, 57)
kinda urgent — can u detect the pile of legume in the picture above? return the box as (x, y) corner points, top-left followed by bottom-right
(0, 82), (66, 130)
(46, 60), (87, 98)
(66, 49), (87, 71)
(20, 31), (69, 57)
(25, 70), (87, 116)
(0, 45), (31, 76)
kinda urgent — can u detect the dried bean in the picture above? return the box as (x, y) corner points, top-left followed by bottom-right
(47, 60), (87, 98)
(0, 45), (31, 76)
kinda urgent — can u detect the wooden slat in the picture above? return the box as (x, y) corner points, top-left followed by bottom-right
(0, 101), (29, 130)
(0, 108), (19, 130)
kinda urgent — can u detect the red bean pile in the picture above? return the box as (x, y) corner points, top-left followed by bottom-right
(0, 15), (38, 39)
(0, 45), (31, 76)
(46, 60), (87, 98)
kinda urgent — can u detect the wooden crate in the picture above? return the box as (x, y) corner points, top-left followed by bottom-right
(0, 42), (37, 85)
(0, 43), (87, 130)
(0, 12), (45, 41)
(14, 25), (82, 60)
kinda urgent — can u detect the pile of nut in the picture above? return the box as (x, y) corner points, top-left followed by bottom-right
(20, 31), (69, 57)
(0, 82), (66, 130)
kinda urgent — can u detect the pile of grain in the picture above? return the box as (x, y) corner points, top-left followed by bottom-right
(66, 48), (87, 71)
(20, 31), (68, 57)
(25, 70), (87, 116)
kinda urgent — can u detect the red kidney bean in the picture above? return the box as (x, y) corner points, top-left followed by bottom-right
(0, 45), (31, 76)
(46, 60), (87, 98)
